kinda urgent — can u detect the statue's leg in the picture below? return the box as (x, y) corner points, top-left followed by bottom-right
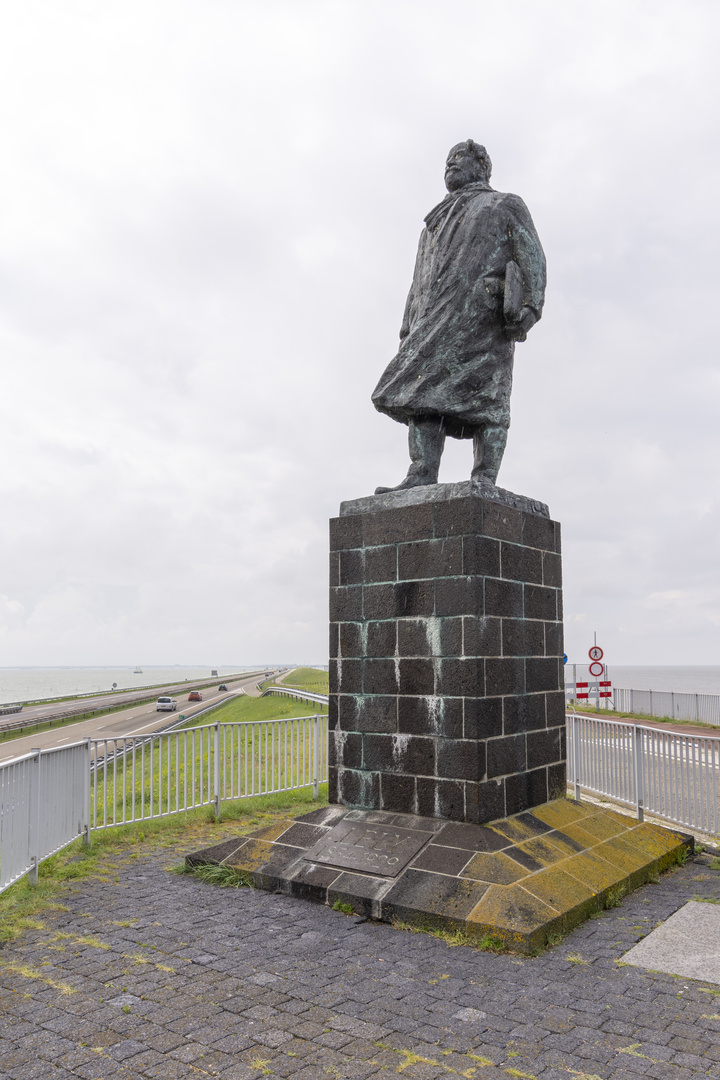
(374, 417), (445, 494)
(471, 423), (507, 485)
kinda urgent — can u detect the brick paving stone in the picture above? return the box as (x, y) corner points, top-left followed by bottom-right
(2, 838), (720, 1078)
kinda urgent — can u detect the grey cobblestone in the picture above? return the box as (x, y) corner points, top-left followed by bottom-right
(2, 846), (720, 1077)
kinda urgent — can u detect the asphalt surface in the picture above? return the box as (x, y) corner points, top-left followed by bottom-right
(2, 825), (720, 1078)
(0, 671), (284, 764)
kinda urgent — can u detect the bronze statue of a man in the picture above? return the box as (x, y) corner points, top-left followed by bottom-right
(372, 140), (546, 493)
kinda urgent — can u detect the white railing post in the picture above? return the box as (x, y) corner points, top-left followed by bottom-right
(572, 713), (580, 801)
(83, 738), (92, 845)
(313, 714), (320, 799)
(213, 722), (221, 819)
(633, 725), (644, 821)
(28, 748), (41, 885)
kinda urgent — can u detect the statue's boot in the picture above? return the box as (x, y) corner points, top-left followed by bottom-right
(375, 418), (445, 495)
(471, 424), (508, 486)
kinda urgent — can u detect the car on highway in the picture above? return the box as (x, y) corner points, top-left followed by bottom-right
(188, 690), (203, 702)
(156, 697), (177, 711)
(218, 684), (228, 691)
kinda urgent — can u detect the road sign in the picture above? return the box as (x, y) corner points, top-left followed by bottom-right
(563, 654), (567, 664)
(588, 646), (604, 661)
(589, 661), (604, 677)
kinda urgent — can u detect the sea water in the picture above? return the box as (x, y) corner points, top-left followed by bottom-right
(0, 665), (264, 706)
(568, 665), (720, 697)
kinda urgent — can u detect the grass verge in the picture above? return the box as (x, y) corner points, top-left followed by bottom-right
(567, 702), (720, 731)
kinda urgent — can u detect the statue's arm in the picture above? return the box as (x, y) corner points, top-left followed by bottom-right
(505, 195), (547, 336)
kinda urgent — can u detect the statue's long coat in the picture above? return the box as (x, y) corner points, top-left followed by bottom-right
(372, 181), (546, 438)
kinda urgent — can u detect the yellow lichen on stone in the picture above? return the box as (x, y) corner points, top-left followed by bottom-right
(461, 851), (530, 885)
(227, 839), (276, 872)
(529, 799), (593, 829)
(517, 866), (595, 916)
(512, 836), (566, 868)
(245, 820), (297, 843)
(561, 849), (624, 893)
(575, 812), (627, 842)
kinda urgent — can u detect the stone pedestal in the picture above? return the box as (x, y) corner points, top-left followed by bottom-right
(328, 481), (565, 824)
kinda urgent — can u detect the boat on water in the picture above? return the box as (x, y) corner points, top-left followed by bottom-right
(133, 667), (143, 674)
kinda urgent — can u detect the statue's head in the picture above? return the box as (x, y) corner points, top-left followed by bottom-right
(444, 140), (492, 192)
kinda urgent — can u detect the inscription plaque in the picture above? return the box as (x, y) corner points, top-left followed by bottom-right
(303, 820), (431, 877)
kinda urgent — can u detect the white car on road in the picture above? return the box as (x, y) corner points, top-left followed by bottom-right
(156, 696), (177, 712)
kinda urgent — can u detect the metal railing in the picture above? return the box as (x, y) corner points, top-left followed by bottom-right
(260, 686), (329, 707)
(0, 716), (327, 893)
(567, 711), (720, 835)
(0, 741), (90, 893)
(612, 687), (720, 726)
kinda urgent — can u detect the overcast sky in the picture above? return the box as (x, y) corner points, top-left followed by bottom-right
(1, 0), (718, 668)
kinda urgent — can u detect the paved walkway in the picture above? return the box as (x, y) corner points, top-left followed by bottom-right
(3, 839), (720, 1079)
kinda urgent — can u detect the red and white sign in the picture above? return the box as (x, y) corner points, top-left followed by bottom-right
(589, 646), (604, 661)
(589, 661), (604, 678)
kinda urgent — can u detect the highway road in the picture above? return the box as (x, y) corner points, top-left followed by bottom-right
(0, 670), (285, 764)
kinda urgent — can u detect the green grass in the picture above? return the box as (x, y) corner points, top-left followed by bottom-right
(567, 701), (719, 730)
(277, 667), (329, 695)
(179, 692), (323, 728)
(0, 787), (328, 947)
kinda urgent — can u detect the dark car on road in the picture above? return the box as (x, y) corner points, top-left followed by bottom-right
(188, 690), (202, 702)
(218, 684), (228, 691)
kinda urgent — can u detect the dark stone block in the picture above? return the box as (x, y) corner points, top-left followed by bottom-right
(331, 730), (363, 770)
(417, 777), (466, 821)
(380, 772), (416, 815)
(434, 819), (508, 851)
(464, 779), (507, 825)
(481, 502), (522, 543)
(398, 658), (435, 696)
(329, 621), (339, 659)
(435, 576), (484, 617)
(504, 843), (544, 873)
(329, 514), (363, 552)
(382, 868), (489, 927)
(186, 837), (249, 867)
(338, 768), (380, 808)
(340, 549), (364, 586)
(354, 695), (397, 733)
(544, 620), (564, 657)
(394, 580), (435, 618)
(339, 622), (363, 658)
(329, 659), (338, 695)
(438, 617), (463, 656)
(364, 544), (397, 583)
(462, 534), (501, 577)
(526, 657), (562, 693)
(501, 618), (545, 658)
(524, 584), (557, 621)
(366, 620), (396, 657)
(411, 844), (473, 876)
(279, 822), (332, 849)
(542, 551), (562, 588)
(363, 658), (398, 696)
(398, 537), (463, 580)
(330, 585), (363, 621)
(485, 657), (525, 696)
(547, 761), (567, 800)
(327, 872), (391, 917)
(484, 578), (523, 617)
(398, 696), (463, 738)
(398, 619), (432, 657)
(437, 657), (485, 698)
(503, 694), (546, 735)
(501, 542), (542, 585)
(436, 738), (486, 783)
(364, 733), (434, 777)
(487, 734), (527, 778)
(329, 551), (339, 588)
(337, 658), (362, 694)
(239, 844), (307, 893)
(522, 511), (558, 552)
(546, 691), (566, 728)
(432, 496), (483, 538)
(328, 695), (338, 731)
(462, 615), (501, 658)
(463, 697), (503, 739)
(363, 502), (434, 546)
(288, 863), (342, 903)
(363, 583), (397, 621)
(505, 767), (549, 817)
(327, 766), (338, 802)
(296, 805), (350, 826)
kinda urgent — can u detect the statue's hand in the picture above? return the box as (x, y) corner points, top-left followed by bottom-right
(506, 306), (536, 343)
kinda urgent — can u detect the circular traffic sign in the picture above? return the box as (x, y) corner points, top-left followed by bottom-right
(589, 661), (604, 677)
(563, 654), (568, 664)
(588, 646), (604, 661)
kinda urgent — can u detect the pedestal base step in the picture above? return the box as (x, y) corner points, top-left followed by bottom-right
(186, 799), (691, 953)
